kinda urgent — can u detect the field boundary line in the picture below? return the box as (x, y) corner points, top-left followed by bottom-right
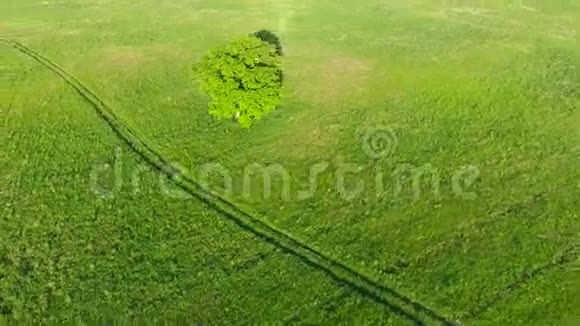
(2, 38), (454, 326)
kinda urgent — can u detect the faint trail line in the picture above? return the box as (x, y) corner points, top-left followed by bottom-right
(3, 38), (454, 326)
(465, 244), (579, 320)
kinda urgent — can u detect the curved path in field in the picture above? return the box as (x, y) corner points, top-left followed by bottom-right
(2, 38), (453, 325)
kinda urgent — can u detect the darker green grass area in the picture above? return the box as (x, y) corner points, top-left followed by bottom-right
(1, 55), (405, 323)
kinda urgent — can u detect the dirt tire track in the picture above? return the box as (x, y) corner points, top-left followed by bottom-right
(2, 38), (454, 326)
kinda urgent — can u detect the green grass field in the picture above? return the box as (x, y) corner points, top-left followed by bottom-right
(2, 0), (579, 324)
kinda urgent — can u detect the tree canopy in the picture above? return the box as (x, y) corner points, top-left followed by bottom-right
(193, 34), (283, 128)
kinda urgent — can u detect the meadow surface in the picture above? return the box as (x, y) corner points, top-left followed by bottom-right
(2, 0), (580, 324)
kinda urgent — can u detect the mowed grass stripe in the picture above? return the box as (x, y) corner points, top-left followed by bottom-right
(2, 38), (453, 325)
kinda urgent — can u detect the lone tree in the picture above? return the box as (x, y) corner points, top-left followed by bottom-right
(193, 34), (283, 128)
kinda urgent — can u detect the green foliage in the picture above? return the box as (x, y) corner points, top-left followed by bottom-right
(193, 35), (282, 128)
